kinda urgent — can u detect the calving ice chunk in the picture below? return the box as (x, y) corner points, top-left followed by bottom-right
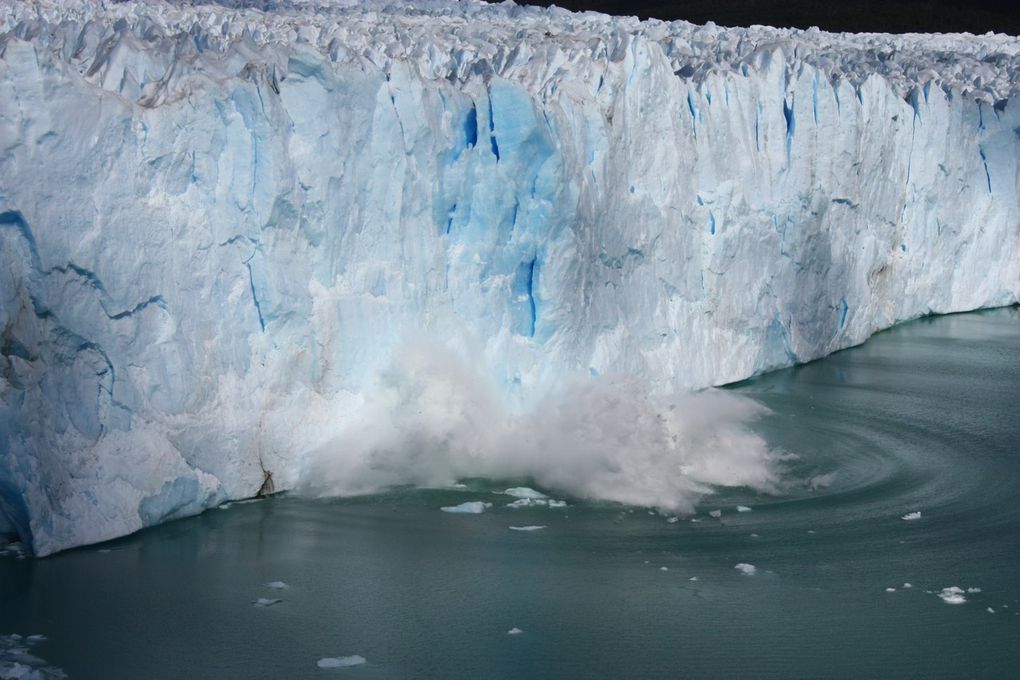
(0, 0), (1017, 556)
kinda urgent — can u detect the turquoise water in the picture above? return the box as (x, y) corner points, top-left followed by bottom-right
(2, 308), (1019, 678)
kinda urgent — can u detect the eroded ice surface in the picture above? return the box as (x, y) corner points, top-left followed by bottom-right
(0, 0), (1018, 555)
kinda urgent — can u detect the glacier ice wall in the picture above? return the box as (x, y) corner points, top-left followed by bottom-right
(0, 0), (1018, 554)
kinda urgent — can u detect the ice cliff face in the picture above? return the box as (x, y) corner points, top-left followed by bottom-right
(0, 0), (1018, 555)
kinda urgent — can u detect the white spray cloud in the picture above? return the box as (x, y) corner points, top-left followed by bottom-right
(297, 339), (781, 512)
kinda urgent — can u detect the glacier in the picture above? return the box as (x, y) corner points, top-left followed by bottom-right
(0, 0), (1017, 555)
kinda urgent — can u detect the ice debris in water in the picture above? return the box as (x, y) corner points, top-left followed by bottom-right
(689, 577), (698, 581)
(0, 542), (26, 559)
(938, 587), (967, 605)
(886, 587), (897, 592)
(736, 506), (752, 512)
(506, 498), (567, 509)
(507, 628), (524, 636)
(265, 581), (289, 590)
(253, 598), (282, 607)
(987, 607), (996, 613)
(0, 634), (66, 679)
(660, 566), (669, 571)
(441, 501), (492, 514)
(666, 516), (679, 524)
(901, 511), (922, 521)
(709, 510), (722, 518)
(734, 563), (757, 576)
(509, 525), (547, 531)
(967, 587), (982, 593)
(502, 488), (547, 499)
(317, 656), (366, 669)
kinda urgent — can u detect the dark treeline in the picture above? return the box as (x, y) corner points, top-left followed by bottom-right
(500, 0), (1020, 35)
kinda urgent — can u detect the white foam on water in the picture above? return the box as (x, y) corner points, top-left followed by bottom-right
(689, 577), (698, 581)
(903, 583), (913, 589)
(735, 563), (757, 576)
(709, 510), (722, 518)
(508, 526), (546, 531)
(507, 628), (524, 636)
(901, 511), (922, 521)
(317, 655), (366, 669)
(736, 506), (752, 512)
(666, 516), (679, 524)
(440, 501), (492, 514)
(987, 607), (996, 613)
(938, 587), (967, 605)
(660, 566), (669, 571)
(265, 581), (289, 590)
(253, 598), (282, 607)
(967, 587), (982, 593)
(886, 587), (897, 592)
(547, 500), (567, 508)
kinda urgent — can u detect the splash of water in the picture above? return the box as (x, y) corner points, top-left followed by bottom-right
(297, 339), (780, 511)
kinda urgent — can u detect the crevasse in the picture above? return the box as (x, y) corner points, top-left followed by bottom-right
(0, 0), (1017, 555)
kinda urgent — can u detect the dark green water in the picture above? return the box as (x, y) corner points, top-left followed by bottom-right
(2, 308), (1019, 679)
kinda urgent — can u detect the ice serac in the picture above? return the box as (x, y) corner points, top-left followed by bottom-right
(0, 1), (1018, 555)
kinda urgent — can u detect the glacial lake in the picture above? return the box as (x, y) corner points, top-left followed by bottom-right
(2, 308), (1018, 678)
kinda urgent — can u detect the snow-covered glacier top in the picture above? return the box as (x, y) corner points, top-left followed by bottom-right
(5, 0), (1020, 105)
(0, 0), (1018, 555)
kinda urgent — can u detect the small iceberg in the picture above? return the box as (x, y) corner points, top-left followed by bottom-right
(317, 655), (366, 669)
(502, 487), (547, 499)
(734, 563), (757, 576)
(265, 581), (289, 590)
(901, 511), (921, 521)
(253, 598), (282, 607)
(507, 628), (524, 635)
(736, 506), (752, 512)
(441, 501), (492, 514)
(509, 525), (547, 531)
(938, 587), (967, 605)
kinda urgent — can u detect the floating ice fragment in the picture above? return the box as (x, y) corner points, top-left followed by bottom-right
(507, 628), (524, 635)
(734, 563), (757, 576)
(938, 587), (967, 605)
(265, 581), (289, 589)
(689, 576), (698, 581)
(659, 566), (669, 571)
(736, 506), (752, 512)
(509, 526), (546, 531)
(903, 583), (912, 588)
(886, 587), (897, 592)
(253, 598), (282, 607)
(666, 516), (679, 523)
(901, 511), (922, 521)
(503, 488), (547, 499)
(750, 533), (760, 538)
(547, 500), (567, 508)
(506, 498), (547, 508)
(967, 587), (982, 593)
(708, 510), (722, 518)
(317, 655), (366, 668)
(441, 501), (492, 514)
(987, 607), (996, 613)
